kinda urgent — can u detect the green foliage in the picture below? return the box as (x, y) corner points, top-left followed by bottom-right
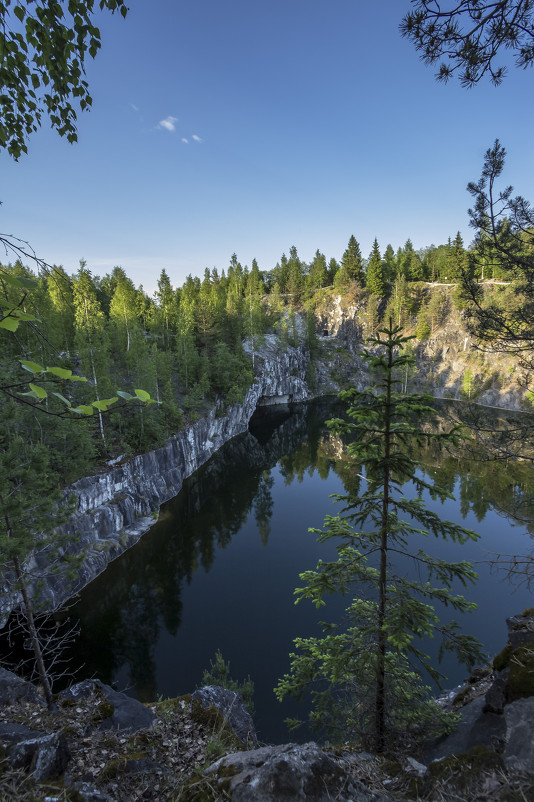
(278, 600), (460, 749)
(461, 367), (475, 399)
(200, 649), (255, 717)
(0, 401), (82, 706)
(386, 275), (411, 327)
(276, 321), (483, 752)
(0, 410), (61, 568)
(463, 141), (534, 373)
(450, 232), (467, 279)
(286, 246), (304, 304)
(366, 238), (386, 297)
(1, 254), (264, 461)
(306, 249), (328, 294)
(401, 1), (534, 86)
(327, 257), (339, 285)
(365, 293), (380, 335)
(402, 239), (425, 282)
(416, 310), (431, 339)
(0, 0), (129, 159)
(210, 342), (253, 403)
(382, 244), (397, 284)
(341, 235), (364, 284)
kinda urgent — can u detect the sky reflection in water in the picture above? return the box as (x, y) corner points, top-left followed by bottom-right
(68, 400), (534, 743)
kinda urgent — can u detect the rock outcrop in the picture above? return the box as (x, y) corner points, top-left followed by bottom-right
(425, 609), (534, 773)
(59, 679), (156, 733)
(0, 337), (312, 624)
(206, 742), (388, 802)
(1, 614), (534, 802)
(191, 685), (258, 748)
(314, 290), (531, 410)
(0, 667), (45, 707)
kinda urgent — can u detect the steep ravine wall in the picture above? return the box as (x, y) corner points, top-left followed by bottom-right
(0, 337), (312, 624)
(3, 297), (531, 624)
(316, 291), (531, 410)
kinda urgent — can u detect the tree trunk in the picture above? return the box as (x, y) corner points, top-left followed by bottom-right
(12, 554), (55, 710)
(84, 297), (106, 444)
(375, 331), (393, 752)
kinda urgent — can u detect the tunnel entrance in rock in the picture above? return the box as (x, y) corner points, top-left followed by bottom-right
(248, 399), (293, 445)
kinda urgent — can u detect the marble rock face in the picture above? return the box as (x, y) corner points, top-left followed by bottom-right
(0, 339), (312, 623)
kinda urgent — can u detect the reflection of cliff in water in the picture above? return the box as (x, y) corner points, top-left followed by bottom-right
(64, 398), (534, 700)
(416, 400), (534, 535)
(66, 399), (344, 698)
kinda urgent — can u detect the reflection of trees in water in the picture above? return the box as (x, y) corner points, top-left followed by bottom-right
(254, 472), (275, 546)
(65, 399), (534, 697)
(446, 403), (534, 533)
(417, 435), (534, 535)
(319, 398), (534, 535)
(67, 402), (330, 696)
(278, 433), (362, 499)
(276, 399), (362, 498)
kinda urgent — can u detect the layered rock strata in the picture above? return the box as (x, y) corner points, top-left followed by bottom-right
(0, 338), (311, 623)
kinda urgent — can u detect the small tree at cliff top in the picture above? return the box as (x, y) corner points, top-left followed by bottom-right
(275, 320), (484, 752)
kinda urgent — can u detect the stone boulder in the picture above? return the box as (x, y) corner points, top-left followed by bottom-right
(425, 610), (534, 772)
(192, 685), (258, 747)
(0, 722), (43, 742)
(59, 679), (155, 733)
(206, 741), (388, 802)
(483, 667), (509, 714)
(423, 696), (506, 762)
(7, 731), (70, 781)
(506, 611), (534, 650)
(503, 697), (534, 772)
(0, 667), (44, 707)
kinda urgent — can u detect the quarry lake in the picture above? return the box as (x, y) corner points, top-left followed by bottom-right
(64, 399), (534, 744)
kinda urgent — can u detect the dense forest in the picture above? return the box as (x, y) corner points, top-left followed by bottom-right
(2, 4), (534, 791)
(3, 225), (531, 486)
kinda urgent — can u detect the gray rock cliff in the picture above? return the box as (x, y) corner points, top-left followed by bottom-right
(314, 291), (531, 410)
(0, 337), (312, 624)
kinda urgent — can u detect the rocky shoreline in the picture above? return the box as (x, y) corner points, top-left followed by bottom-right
(0, 337), (313, 626)
(0, 611), (533, 800)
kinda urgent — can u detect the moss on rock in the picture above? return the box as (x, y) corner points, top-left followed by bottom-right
(189, 698), (242, 753)
(428, 746), (504, 792)
(493, 643), (513, 672)
(506, 644), (534, 702)
(452, 685), (474, 706)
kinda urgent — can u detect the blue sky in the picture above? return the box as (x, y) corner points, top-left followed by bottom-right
(1, 0), (533, 294)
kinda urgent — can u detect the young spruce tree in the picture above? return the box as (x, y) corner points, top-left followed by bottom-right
(275, 320), (484, 752)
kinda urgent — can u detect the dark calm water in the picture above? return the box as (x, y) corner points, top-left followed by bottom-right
(63, 399), (534, 744)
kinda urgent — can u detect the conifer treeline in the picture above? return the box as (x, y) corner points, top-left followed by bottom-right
(0, 256), (272, 481)
(0, 229), (514, 484)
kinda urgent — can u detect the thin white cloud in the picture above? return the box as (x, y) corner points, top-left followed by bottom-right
(158, 116), (178, 132)
(181, 137), (189, 144)
(192, 134), (203, 143)
(130, 103), (139, 112)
